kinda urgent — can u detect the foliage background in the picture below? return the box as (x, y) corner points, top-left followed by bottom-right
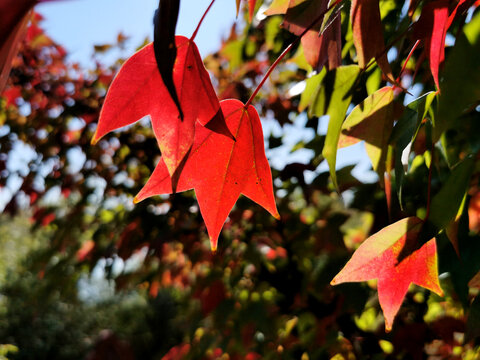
(1, 0), (480, 359)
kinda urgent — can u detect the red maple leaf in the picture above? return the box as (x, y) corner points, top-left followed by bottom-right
(92, 35), (232, 176)
(413, 0), (470, 91)
(331, 217), (443, 331)
(134, 99), (279, 251)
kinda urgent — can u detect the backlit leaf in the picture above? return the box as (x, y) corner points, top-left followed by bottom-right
(135, 99), (279, 251)
(413, 0), (449, 91)
(331, 217), (443, 331)
(92, 36), (232, 177)
(283, 0), (342, 70)
(300, 65), (360, 189)
(434, 11), (480, 140)
(350, 0), (392, 78)
(413, 0), (471, 92)
(338, 86), (394, 182)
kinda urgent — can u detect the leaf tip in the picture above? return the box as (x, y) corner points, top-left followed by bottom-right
(211, 243), (218, 254)
(90, 130), (100, 145)
(133, 196), (141, 204)
(434, 286), (444, 298)
(273, 211), (281, 220)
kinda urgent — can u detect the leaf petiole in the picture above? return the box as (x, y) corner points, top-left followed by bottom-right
(191, 0), (216, 41)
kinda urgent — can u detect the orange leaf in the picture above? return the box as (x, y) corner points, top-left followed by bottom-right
(92, 36), (232, 176)
(331, 217), (443, 331)
(135, 99), (279, 251)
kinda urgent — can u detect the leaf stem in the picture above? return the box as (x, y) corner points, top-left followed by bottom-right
(245, 0), (342, 108)
(394, 39), (420, 85)
(191, 0), (216, 41)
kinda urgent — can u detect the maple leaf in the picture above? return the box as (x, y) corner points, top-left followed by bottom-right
(331, 217), (444, 331)
(413, 0), (449, 91)
(350, 0), (392, 79)
(92, 35), (233, 177)
(134, 99), (280, 251)
(413, 0), (471, 91)
(299, 65), (361, 189)
(338, 86), (394, 183)
(266, 0), (342, 71)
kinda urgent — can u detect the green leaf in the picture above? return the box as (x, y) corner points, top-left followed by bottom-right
(221, 39), (244, 70)
(298, 68), (326, 113)
(265, 16), (283, 52)
(365, 67), (382, 95)
(318, 65), (360, 189)
(428, 155), (475, 231)
(301, 66), (360, 189)
(434, 12), (480, 140)
(389, 91), (436, 208)
(289, 45), (313, 73)
(338, 86), (394, 182)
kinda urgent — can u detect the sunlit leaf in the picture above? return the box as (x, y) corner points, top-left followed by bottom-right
(135, 99), (279, 251)
(338, 86), (394, 182)
(278, 0), (342, 70)
(389, 91), (436, 207)
(92, 36), (232, 177)
(435, 11), (480, 140)
(300, 65), (360, 189)
(331, 217), (443, 331)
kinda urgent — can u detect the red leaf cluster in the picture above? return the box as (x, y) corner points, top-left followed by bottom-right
(93, 32), (278, 250)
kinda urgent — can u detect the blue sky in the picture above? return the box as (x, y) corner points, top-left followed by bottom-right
(36, 0), (237, 64)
